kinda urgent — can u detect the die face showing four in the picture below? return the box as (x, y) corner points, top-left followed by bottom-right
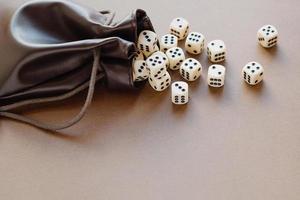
(171, 81), (189, 104)
(185, 32), (205, 55)
(207, 40), (226, 63)
(257, 25), (278, 48)
(207, 64), (226, 87)
(132, 60), (149, 82)
(242, 61), (264, 85)
(180, 58), (202, 81)
(160, 34), (178, 52)
(151, 51), (169, 68)
(166, 47), (185, 70)
(149, 71), (171, 91)
(138, 30), (159, 56)
(146, 54), (167, 79)
(170, 17), (190, 40)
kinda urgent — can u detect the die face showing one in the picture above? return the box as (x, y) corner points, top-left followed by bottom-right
(146, 54), (167, 79)
(151, 51), (169, 68)
(148, 72), (171, 92)
(171, 81), (188, 104)
(132, 60), (149, 82)
(180, 58), (202, 81)
(170, 17), (190, 40)
(185, 32), (205, 55)
(242, 61), (264, 85)
(160, 34), (178, 52)
(257, 25), (278, 48)
(207, 40), (226, 63)
(207, 64), (226, 87)
(138, 30), (159, 56)
(166, 47), (185, 70)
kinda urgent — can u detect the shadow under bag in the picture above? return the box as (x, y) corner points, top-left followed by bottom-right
(0, 0), (155, 133)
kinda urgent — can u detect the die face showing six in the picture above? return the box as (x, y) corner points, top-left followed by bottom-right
(185, 32), (205, 55)
(207, 64), (226, 87)
(138, 30), (159, 56)
(242, 61), (264, 85)
(151, 51), (169, 68)
(170, 17), (190, 40)
(166, 47), (185, 70)
(148, 71), (171, 91)
(171, 81), (189, 104)
(146, 54), (167, 79)
(180, 58), (202, 81)
(132, 60), (149, 82)
(257, 25), (278, 48)
(207, 40), (226, 63)
(160, 34), (178, 52)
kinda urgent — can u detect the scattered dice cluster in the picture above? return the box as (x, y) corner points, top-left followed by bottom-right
(132, 18), (278, 105)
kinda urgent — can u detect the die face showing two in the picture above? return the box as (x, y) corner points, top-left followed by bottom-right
(148, 72), (171, 91)
(185, 32), (205, 55)
(138, 30), (159, 57)
(242, 61), (264, 85)
(146, 54), (167, 79)
(166, 47), (185, 70)
(132, 60), (149, 82)
(170, 17), (190, 40)
(207, 40), (226, 63)
(171, 81), (188, 105)
(180, 58), (202, 81)
(257, 25), (278, 48)
(160, 34), (178, 52)
(207, 64), (226, 87)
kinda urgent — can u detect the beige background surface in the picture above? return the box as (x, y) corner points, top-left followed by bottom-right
(0, 0), (300, 199)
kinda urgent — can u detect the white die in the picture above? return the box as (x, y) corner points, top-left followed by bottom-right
(160, 34), (178, 52)
(171, 81), (188, 105)
(151, 51), (169, 68)
(242, 61), (264, 85)
(133, 50), (144, 62)
(148, 72), (171, 92)
(180, 58), (202, 81)
(169, 17), (190, 40)
(138, 30), (159, 56)
(257, 25), (278, 48)
(146, 54), (167, 79)
(143, 44), (159, 58)
(185, 32), (205, 55)
(166, 47), (185, 70)
(132, 60), (148, 82)
(207, 40), (226, 63)
(207, 64), (226, 87)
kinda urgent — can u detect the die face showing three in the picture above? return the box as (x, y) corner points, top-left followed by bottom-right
(146, 54), (167, 79)
(257, 25), (278, 48)
(207, 64), (226, 87)
(242, 61), (264, 85)
(132, 60), (149, 82)
(180, 58), (202, 81)
(185, 32), (205, 55)
(149, 71), (171, 91)
(207, 40), (226, 63)
(138, 30), (159, 57)
(170, 17), (190, 40)
(171, 81), (189, 104)
(160, 34), (178, 52)
(166, 47), (185, 70)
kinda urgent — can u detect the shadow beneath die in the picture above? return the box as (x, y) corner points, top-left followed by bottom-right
(208, 85), (224, 99)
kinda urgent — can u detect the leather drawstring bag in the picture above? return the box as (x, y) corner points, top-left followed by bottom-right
(0, 0), (155, 132)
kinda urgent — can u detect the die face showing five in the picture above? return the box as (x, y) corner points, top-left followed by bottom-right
(207, 64), (226, 87)
(180, 58), (202, 81)
(185, 32), (205, 55)
(149, 71), (171, 91)
(172, 81), (189, 104)
(207, 40), (226, 63)
(242, 61), (264, 85)
(132, 60), (149, 82)
(151, 51), (169, 68)
(166, 47), (186, 70)
(146, 54), (167, 79)
(160, 34), (178, 52)
(138, 30), (159, 56)
(170, 17), (190, 40)
(257, 25), (278, 48)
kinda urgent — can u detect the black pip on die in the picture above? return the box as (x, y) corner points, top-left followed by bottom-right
(207, 65), (226, 87)
(166, 47), (185, 70)
(257, 25), (278, 48)
(185, 32), (205, 55)
(171, 81), (189, 105)
(180, 58), (202, 81)
(169, 17), (190, 40)
(242, 61), (264, 85)
(138, 30), (159, 57)
(207, 40), (226, 63)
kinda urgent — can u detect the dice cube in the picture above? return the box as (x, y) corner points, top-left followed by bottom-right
(138, 30), (159, 56)
(146, 54), (167, 79)
(132, 60), (148, 82)
(166, 47), (185, 70)
(170, 17), (190, 40)
(149, 72), (171, 92)
(257, 25), (278, 48)
(207, 64), (226, 87)
(160, 34), (178, 52)
(242, 61), (264, 85)
(207, 40), (226, 63)
(172, 81), (189, 105)
(180, 58), (202, 81)
(151, 51), (169, 68)
(133, 50), (144, 62)
(185, 32), (205, 55)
